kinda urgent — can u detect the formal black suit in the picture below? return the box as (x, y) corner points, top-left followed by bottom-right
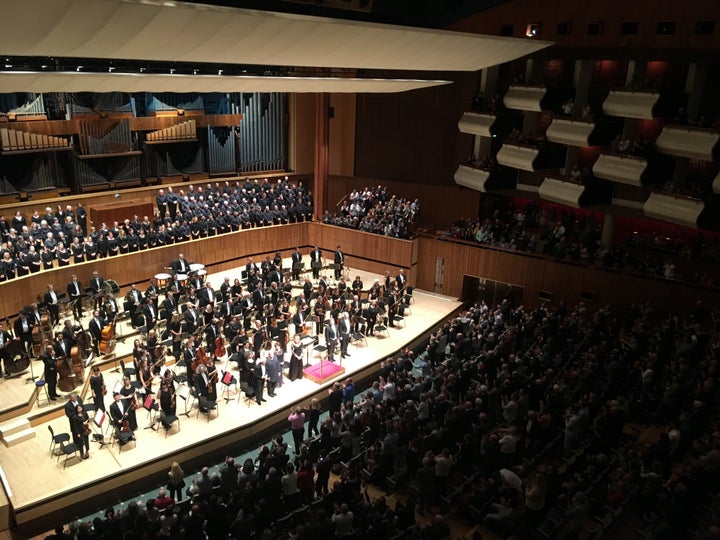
(184, 308), (200, 334)
(291, 250), (303, 280)
(339, 316), (351, 358)
(310, 248), (322, 279)
(143, 303), (158, 331)
(64, 396), (83, 431)
(252, 362), (266, 404)
(67, 278), (84, 318)
(109, 397), (137, 434)
(333, 249), (344, 279)
(53, 337), (72, 359)
(88, 315), (106, 356)
(171, 258), (191, 275)
(44, 289), (61, 325)
(325, 322), (338, 362)
(41, 350), (60, 399)
(13, 315), (33, 352)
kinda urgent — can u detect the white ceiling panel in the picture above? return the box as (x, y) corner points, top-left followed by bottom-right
(0, 72), (451, 94)
(0, 0), (551, 72)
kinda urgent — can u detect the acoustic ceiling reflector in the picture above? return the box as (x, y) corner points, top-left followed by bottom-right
(0, 0), (552, 72)
(0, 72), (451, 94)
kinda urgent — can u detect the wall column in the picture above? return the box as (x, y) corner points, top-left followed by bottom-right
(313, 92), (330, 220)
(601, 212), (614, 247)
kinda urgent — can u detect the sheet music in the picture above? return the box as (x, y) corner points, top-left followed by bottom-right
(94, 409), (105, 427)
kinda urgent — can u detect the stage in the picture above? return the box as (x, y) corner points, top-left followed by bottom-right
(0, 260), (462, 535)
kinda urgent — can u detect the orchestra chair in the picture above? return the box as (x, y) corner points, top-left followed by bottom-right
(241, 382), (256, 408)
(404, 286), (415, 305)
(115, 429), (135, 451)
(48, 425), (70, 457)
(120, 359), (137, 379)
(374, 317), (390, 339)
(393, 314), (406, 328)
(160, 414), (180, 437)
(35, 379), (50, 407)
(197, 396), (218, 422)
(58, 440), (82, 468)
(350, 330), (367, 349)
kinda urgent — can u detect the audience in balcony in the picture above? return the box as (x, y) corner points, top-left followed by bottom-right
(321, 186), (419, 239)
(0, 178), (313, 282)
(466, 155), (499, 172)
(443, 195), (720, 287)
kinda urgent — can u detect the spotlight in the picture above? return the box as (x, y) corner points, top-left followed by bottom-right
(170, 68), (175, 74)
(525, 23), (541, 37)
(218, 69), (223, 75)
(76, 66), (83, 72)
(193, 69), (198, 75)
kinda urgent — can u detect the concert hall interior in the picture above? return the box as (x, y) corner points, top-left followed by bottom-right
(1, 0), (720, 539)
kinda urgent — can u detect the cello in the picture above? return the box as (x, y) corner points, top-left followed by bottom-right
(214, 335), (226, 358)
(99, 317), (116, 355)
(56, 355), (78, 393)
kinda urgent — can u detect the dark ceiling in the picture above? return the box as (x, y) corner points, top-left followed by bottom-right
(190, 0), (510, 29)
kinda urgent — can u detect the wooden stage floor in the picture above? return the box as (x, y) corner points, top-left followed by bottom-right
(0, 261), (461, 535)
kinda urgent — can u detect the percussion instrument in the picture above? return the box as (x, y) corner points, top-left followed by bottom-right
(155, 273), (171, 289)
(197, 269), (207, 283)
(189, 263), (205, 273)
(176, 274), (189, 288)
(2, 340), (30, 375)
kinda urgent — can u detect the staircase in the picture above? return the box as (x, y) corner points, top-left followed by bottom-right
(0, 418), (35, 447)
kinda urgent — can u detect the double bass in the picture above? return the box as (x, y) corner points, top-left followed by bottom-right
(214, 335), (226, 358)
(99, 317), (116, 355)
(57, 356), (79, 393)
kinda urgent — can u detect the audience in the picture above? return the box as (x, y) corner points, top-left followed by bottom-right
(322, 185), (420, 239)
(443, 195), (720, 287)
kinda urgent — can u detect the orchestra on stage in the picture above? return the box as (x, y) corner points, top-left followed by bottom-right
(0, 246), (412, 456)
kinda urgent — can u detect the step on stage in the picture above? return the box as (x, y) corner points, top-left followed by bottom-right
(0, 264), (460, 537)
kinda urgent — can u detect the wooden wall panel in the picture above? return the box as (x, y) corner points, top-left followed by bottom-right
(416, 236), (720, 314)
(328, 93), (356, 178)
(288, 93), (316, 175)
(306, 222), (415, 270)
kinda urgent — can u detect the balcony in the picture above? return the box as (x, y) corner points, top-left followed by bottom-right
(457, 112), (496, 137)
(454, 164), (515, 192)
(654, 125), (720, 161)
(602, 90), (659, 119)
(538, 176), (612, 208)
(545, 117), (620, 148)
(503, 85), (547, 112)
(496, 141), (565, 172)
(593, 153), (647, 186)
(643, 192), (704, 228)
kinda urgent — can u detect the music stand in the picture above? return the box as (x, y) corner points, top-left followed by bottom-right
(93, 409), (111, 449)
(143, 395), (158, 431)
(176, 383), (194, 417)
(301, 335), (318, 368)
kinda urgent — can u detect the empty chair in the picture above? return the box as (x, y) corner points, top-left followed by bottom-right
(58, 440), (81, 468)
(48, 425), (71, 457)
(160, 414), (180, 436)
(120, 359), (136, 379)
